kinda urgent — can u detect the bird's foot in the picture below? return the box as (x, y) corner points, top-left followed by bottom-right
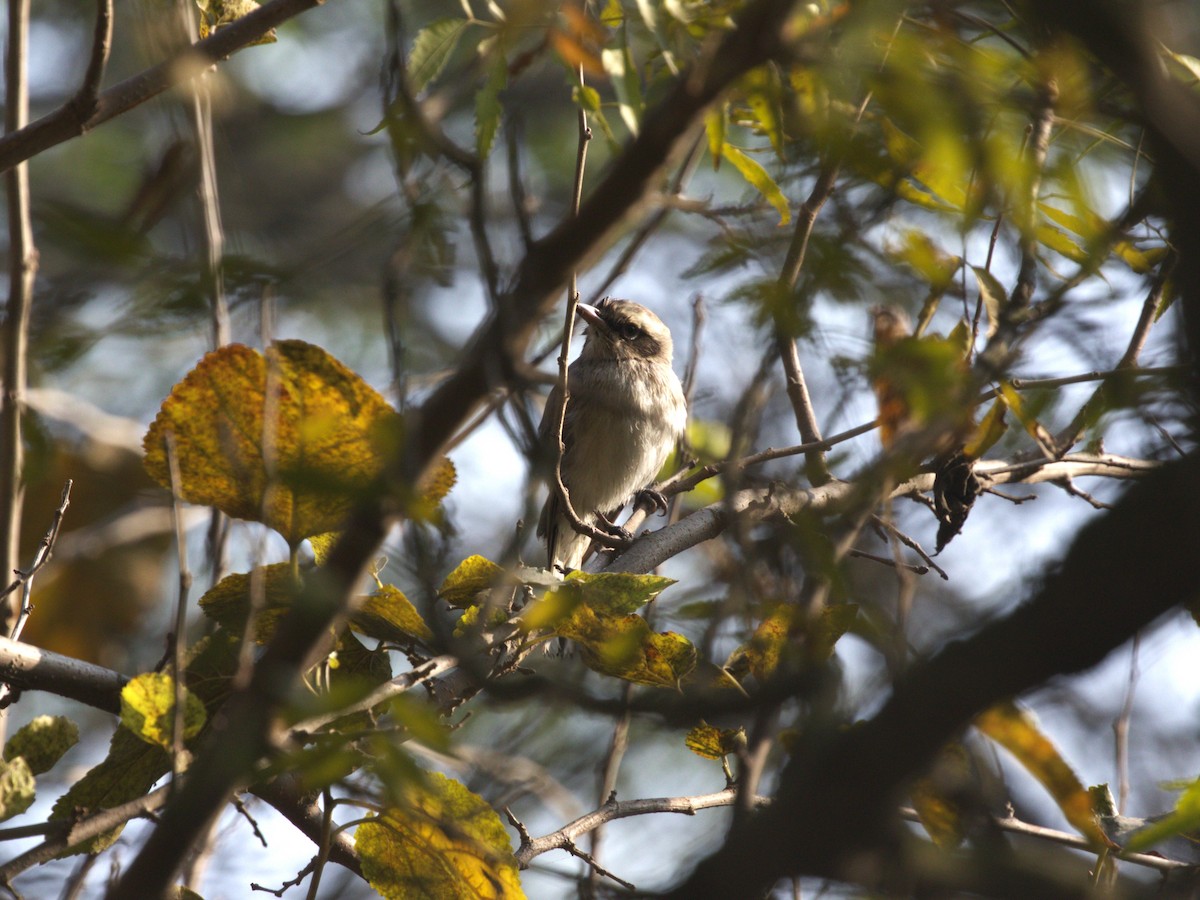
(593, 513), (634, 547)
(635, 486), (669, 516)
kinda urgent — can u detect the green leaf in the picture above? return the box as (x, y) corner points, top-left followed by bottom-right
(969, 265), (1006, 340)
(722, 145), (791, 225)
(475, 48), (508, 159)
(120, 673), (207, 751)
(409, 18), (470, 94)
(50, 728), (170, 854)
(1125, 777), (1200, 852)
(438, 555), (505, 609)
(0, 757), (34, 823)
(3, 715), (79, 775)
(143, 341), (398, 546)
(356, 771), (525, 899)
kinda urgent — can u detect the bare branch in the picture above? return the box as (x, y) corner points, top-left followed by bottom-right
(0, 0), (324, 174)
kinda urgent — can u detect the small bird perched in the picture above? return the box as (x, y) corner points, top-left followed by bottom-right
(537, 298), (687, 572)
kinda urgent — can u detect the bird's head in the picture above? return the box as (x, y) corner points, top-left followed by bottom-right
(576, 297), (674, 364)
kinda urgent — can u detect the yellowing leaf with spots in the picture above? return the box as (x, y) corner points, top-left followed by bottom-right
(557, 606), (696, 688)
(522, 571), (675, 631)
(354, 584), (433, 644)
(438, 555), (505, 609)
(685, 721), (746, 760)
(3, 715), (79, 775)
(144, 341), (398, 546)
(355, 771), (525, 900)
(120, 673), (206, 751)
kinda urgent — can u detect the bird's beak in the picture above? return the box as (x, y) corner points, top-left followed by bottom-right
(575, 303), (605, 331)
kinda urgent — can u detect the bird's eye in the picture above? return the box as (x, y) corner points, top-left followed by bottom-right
(618, 322), (641, 341)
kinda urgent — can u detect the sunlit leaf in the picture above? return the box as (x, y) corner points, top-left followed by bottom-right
(722, 145), (791, 225)
(998, 383), (1057, 457)
(120, 673), (207, 751)
(438, 555), (505, 609)
(409, 18), (471, 93)
(523, 571), (674, 631)
(196, 0), (276, 45)
(1124, 777), (1200, 852)
(704, 106), (726, 169)
(685, 721), (745, 760)
(0, 757), (34, 823)
(554, 605), (696, 687)
(356, 771), (525, 899)
(976, 701), (1108, 846)
(354, 584), (433, 644)
(143, 341), (398, 546)
(740, 65), (785, 158)
(962, 397), (1009, 461)
(3, 715), (79, 775)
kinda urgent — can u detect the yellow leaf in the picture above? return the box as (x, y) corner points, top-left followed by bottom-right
(975, 701), (1108, 847)
(120, 673), (207, 751)
(438, 555), (505, 609)
(353, 584), (433, 644)
(962, 396), (1009, 461)
(143, 341), (399, 546)
(685, 721), (745, 760)
(721, 145), (791, 225)
(727, 602), (857, 683)
(911, 742), (973, 849)
(356, 772), (525, 900)
(556, 607), (696, 687)
(0, 757), (34, 823)
(196, 0), (276, 45)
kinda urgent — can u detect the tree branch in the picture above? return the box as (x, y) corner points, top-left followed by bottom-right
(0, 0), (324, 174)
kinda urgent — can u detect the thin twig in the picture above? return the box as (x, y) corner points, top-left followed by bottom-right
(1113, 634), (1140, 812)
(163, 433), (193, 784)
(1, 481), (73, 650)
(514, 788), (767, 866)
(71, 0), (114, 121)
(0, 0), (37, 638)
(588, 129), (706, 302)
(898, 807), (1193, 874)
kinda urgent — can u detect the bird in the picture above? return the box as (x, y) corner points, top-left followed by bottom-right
(537, 297), (687, 573)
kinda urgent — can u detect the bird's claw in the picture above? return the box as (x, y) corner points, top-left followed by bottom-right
(594, 517), (634, 546)
(635, 487), (669, 516)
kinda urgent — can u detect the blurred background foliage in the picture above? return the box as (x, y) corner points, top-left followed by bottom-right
(4, 0), (1200, 895)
